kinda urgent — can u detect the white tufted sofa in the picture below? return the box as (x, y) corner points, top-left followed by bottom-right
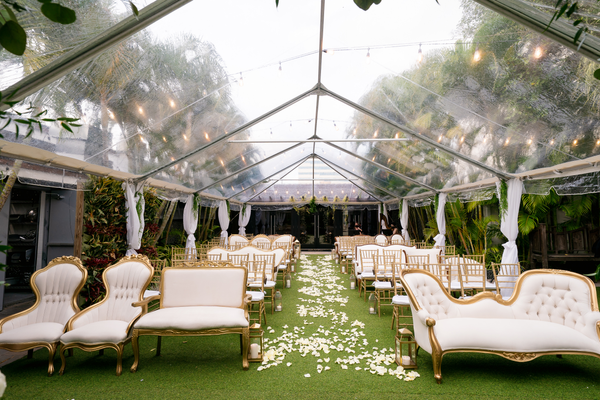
(58, 255), (153, 376)
(0, 256), (87, 376)
(130, 265), (252, 372)
(400, 268), (600, 383)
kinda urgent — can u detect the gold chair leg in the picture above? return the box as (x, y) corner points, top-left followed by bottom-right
(116, 344), (123, 376)
(59, 346), (67, 375)
(156, 336), (162, 356)
(47, 344), (56, 376)
(131, 330), (140, 373)
(242, 328), (249, 371)
(27, 349), (33, 359)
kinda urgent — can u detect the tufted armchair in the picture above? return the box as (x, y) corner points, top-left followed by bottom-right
(400, 268), (600, 383)
(0, 256), (87, 376)
(58, 255), (153, 376)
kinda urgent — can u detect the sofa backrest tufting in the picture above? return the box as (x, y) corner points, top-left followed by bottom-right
(511, 272), (595, 334)
(403, 272), (460, 320)
(161, 267), (247, 308)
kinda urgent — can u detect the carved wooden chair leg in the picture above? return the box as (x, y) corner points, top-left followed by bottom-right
(115, 344), (123, 376)
(131, 331), (140, 373)
(99, 349), (104, 356)
(242, 328), (249, 370)
(59, 347), (67, 375)
(156, 336), (162, 356)
(47, 344), (57, 376)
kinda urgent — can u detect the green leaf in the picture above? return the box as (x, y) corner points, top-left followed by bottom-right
(573, 26), (585, 45)
(40, 3), (76, 25)
(14, 118), (29, 124)
(594, 68), (600, 80)
(275, 0), (279, 6)
(0, 20), (26, 55)
(353, 0), (382, 11)
(565, 2), (577, 17)
(1, 4), (18, 25)
(573, 18), (583, 26)
(60, 122), (73, 133)
(129, 1), (138, 16)
(37, 0), (54, 3)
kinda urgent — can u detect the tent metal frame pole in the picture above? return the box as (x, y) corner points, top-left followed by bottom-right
(136, 86), (317, 180)
(243, 156), (311, 202)
(193, 142), (305, 194)
(322, 141), (438, 193)
(474, 0), (600, 62)
(315, 156), (387, 202)
(0, 0), (195, 109)
(316, 156), (405, 201)
(226, 155), (312, 201)
(321, 86), (514, 181)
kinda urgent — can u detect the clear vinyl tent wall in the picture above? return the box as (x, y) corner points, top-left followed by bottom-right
(0, 0), (600, 209)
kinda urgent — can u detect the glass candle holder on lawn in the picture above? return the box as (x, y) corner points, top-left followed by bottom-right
(274, 290), (283, 311)
(285, 274), (291, 288)
(395, 328), (418, 369)
(350, 274), (356, 290)
(248, 323), (264, 363)
(368, 293), (376, 314)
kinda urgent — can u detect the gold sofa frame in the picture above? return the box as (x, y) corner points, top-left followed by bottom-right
(399, 268), (600, 384)
(130, 264), (252, 372)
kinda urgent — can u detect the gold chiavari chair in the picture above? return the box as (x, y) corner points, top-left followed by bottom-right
(245, 259), (268, 325)
(491, 262), (522, 300)
(435, 245), (456, 256)
(390, 256), (412, 332)
(339, 237), (355, 274)
(207, 252), (223, 261)
(374, 234), (388, 246)
(460, 254), (493, 296)
(359, 249), (379, 300)
(171, 247), (198, 266)
(272, 242), (291, 287)
(390, 234), (405, 245)
(254, 253), (276, 313)
(405, 254), (430, 267)
(251, 235), (272, 250)
(372, 252), (396, 317)
(226, 253), (249, 267)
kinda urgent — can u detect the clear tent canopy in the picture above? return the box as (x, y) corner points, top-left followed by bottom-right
(1, 0), (600, 210)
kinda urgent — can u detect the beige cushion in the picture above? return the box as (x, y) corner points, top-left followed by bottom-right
(0, 322), (64, 344)
(246, 291), (264, 301)
(61, 320), (129, 344)
(434, 318), (600, 354)
(162, 268), (245, 308)
(403, 247), (441, 265)
(134, 306), (248, 330)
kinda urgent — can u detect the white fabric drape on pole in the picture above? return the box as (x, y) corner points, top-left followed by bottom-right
(380, 203), (388, 229)
(218, 200), (230, 246)
(401, 199), (410, 242)
(123, 181), (145, 256)
(183, 194), (199, 252)
(499, 179), (524, 297)
(238, 204), (251, 236)
(433, 193), (447, 251)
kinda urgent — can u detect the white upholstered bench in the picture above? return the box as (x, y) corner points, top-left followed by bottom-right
(400, 268), (600, 383)
(130, 265), (252, 371)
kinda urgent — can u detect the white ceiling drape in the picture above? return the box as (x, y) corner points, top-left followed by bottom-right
(123, 181), (145, 256)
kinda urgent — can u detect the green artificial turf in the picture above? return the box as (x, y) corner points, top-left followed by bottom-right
(2, 255), (600, 399)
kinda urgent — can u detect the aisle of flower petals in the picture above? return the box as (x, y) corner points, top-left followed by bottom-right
(258, 254), (419, 381)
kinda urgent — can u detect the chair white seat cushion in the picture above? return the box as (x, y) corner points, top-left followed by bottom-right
(359, 272), (374, 278)
(246, 291), (264, 301)
(392, 295), (410, 305)
(434, 318), (600, 354)
(134, 306), (249, 331)
(264, 281), (276, 288)
(277, 265), (287, 271)
(373, 281), (393, 289)
(0, 322), (64, 344)
(144, 290), (160, 299)
(61, 320), (129, 344)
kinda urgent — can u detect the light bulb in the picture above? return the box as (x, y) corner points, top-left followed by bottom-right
(334, 121), (339, 131)
(533, 46), (543, 59)
(366, 48), (370, 64)
(417, 44), (423, 63)
(473, 46), (481, 62)
(169, 99), (175, 108)
(278, 62), (282, 76)
(239, 73), (244, 87)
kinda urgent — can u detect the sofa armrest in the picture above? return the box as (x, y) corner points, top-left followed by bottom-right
(132, 295), (160, 315)
(581, 311), (600, 341)
(415, 309), (433, 327)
